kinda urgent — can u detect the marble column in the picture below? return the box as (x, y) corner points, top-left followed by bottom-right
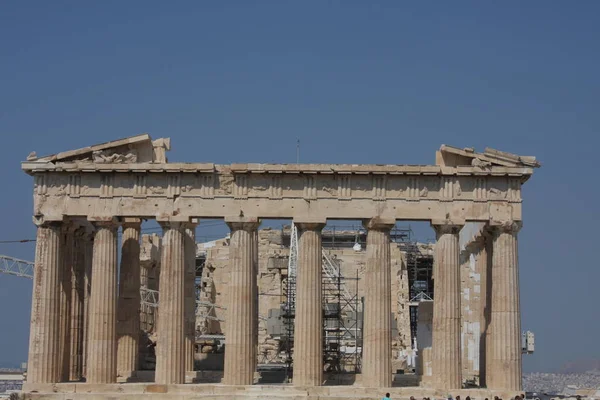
(27, 220), (62, 384)
(59, 224), (75, 381)
(117, 218), (142, 378)
(223, 216), (260, 385)
(293, 221), (325, 387)
(477, 231), (492, 388)
(81, 229), (93, 378)
(184, 221), (198, 372)
(68, 228), (86, 381)
(155, 221), (186, 384)
(86, 220), (119, 384)
(487, 222), (522, 391)
(362, 218), (395, 388)
(252, 230), (259, 379)
(431, 223), (463, 389)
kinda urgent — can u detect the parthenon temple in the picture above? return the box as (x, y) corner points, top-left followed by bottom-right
(20, 134), (539, 399)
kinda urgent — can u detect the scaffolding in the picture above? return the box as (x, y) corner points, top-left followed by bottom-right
(282, 222), (298, 381)
(322, 254), (361, 378)
(398, 239), (434, 343)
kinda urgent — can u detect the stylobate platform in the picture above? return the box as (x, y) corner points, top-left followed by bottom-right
(22, 383), (523, 400)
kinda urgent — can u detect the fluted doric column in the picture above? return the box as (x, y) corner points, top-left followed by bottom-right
(27, 220), (62, 383)
(184, 220), (199, 372)
(431, 223), (463, 389)
(59, 224), (75, 381)
(362, 218), (395, 388)
(487, 221), (522, 391)
(223, 217), (260, 385)
(68, 227), (86, 381)
(251, 229), (259, 378)
(117, 218), (142, 378)
(155, 221), (186, 384)
(293, 221), (325, 387)
(477, 231), (492, 388)
(86, 219), (119, 384)
(81, 228), (94, 378)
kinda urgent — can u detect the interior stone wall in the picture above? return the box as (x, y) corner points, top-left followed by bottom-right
(194, 228), (413, 369)
(460, 250), (481, 383)
(139, 233), (161, 369)
(139, 228), (416, 371)
(459, 223), (487, 385)
(136, 228), (492, 384)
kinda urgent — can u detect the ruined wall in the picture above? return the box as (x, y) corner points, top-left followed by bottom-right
(195, 228), (413, 368)
(392, 244), (412, 364)
(139, 233), (161, 369)
(256, 229), (287, 363)
(460, 249), (481, 383)
(194, 229), (288, 363)
(139, 228), (414, 371)
(140, 224), (499, 382)
(459, 223), (488, 385)
(196, 237), (230, 335)
(416, 301), (433, 379)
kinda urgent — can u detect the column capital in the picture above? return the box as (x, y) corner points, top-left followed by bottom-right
(73, 225), (87, 239)
(83, 225), (96, 241)
(62, 219), (81, 234)
(88, 216), (119, 229)
(489, 220), (522, 234)
(32, 215), (63, 228)
(121, 217), (142, 229)
(157, 220), (187, 230)
(362, 217), (395, 231)
(293, 218), (326, 231)
(431, 221), (463, 235)
(156, 214), (196, 223)
(183, 218), (199, 229)
(225, 216), (260, 231)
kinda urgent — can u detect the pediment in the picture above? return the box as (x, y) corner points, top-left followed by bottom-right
(437, 145), (540, 168)
(26, 134), (171, 164)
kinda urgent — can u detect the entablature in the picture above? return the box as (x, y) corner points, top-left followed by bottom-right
(22, 135), (538, 224)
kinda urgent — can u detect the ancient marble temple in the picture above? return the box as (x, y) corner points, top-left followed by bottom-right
(21, 134), (539, 399)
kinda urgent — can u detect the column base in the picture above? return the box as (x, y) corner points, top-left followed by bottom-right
(116, 370), (137, 381)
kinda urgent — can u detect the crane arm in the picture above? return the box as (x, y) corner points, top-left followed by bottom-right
(0, 255), (34, 278)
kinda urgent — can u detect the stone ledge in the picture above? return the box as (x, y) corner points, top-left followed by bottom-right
(21, 161), (534, 177)
(21, 383), (524, 400)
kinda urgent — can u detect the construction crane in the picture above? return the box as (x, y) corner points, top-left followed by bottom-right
(0, 255), (34, 278)
(0, 254), (221, 321)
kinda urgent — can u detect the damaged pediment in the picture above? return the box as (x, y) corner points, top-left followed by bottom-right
(27, 133), (171, 164)
(437, 144), (541, 168)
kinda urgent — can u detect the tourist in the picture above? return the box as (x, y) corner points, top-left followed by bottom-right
(382, 393), (391, 400)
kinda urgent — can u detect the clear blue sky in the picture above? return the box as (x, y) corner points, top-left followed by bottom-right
(1, 1), (598, 373)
